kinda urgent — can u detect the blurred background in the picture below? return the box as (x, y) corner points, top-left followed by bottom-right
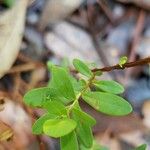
(0, 0), (150, 149)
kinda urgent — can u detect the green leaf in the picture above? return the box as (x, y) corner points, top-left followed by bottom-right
(94, 70), (103, 76)
(72, 109), (94, 148)
(23, 87), (70, 107)
(61, 58), (70, 69)
(80, 140), (109, 150)
(93, 80), (124, 94)
(70, 76), (87, 95)
(24, 87), (52, 107)
(119, 56), (128, 68)
(47, 61), (54, 71)
(60, 131), (78, 150)
(69, 75), (82, 93)
(72, 108), (96, 126)
(73, 59), (93, 78)
(43, 118), (77, 138)
(32, 114), (56, 135)
(50, 66), (76, 101)
(3, 0), (15, 7)
(76, 123), (93, 148)
(78, 79), (87, 90)
(135, 144), (147, 150)
(43, 101), (67, 116)
(82, 91), (132, 116)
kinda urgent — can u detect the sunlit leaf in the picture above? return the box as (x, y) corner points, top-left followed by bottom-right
(80, 140), (109, 150)
(43, 118), (77, 138)
(3, 0), (15, 7)
(32, 114), (56, 135)
(61, 57), (70, 71)
(43, 101), (67, 116)
(72, 108), (96, 127)
(24, 87), (70, 107)
(93, 80), (124, 94)
(73, 59), (93, 78)
(50, 66), (76, 101)
(60, 131), (78, 150)
(72, 109), (94, 148)
(82, 91), (132, 116)
(76, 123), (93, 148)
(135, 144), (147, 150)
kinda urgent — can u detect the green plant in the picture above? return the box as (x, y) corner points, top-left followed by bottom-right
(119, 56), (128, 68)
(24, 58), (146, 150)
(1, 0), (16, 7)
(135, 144), (147, 150)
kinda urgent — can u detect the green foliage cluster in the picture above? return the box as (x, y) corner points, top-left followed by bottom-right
(2, 0), (15, 7)
(24, 59), (135, 150)
(135, 144), (147, 150)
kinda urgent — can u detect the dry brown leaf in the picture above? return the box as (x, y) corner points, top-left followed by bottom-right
(0, 0), (29, 78)
(0, 122), (13, 141)
(0, 98), (33, 149)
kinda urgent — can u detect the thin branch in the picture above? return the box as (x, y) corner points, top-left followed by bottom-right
(73, 57), (150, 73)
(92, 57), (150, 73)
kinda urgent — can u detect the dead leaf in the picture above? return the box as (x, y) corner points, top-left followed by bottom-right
(0, 122), (13, 141)
(0, 0), (29, 78)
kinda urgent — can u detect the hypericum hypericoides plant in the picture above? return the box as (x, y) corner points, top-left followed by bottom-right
(24, 59), (133, 150)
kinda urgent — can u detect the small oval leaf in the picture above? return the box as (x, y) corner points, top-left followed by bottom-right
(72, 109), (94, 148)
(24, 87), (52, 107)
(73, 59), (93, 78)
(60, 131), (78, 150)
(94, 80), (124, 94)
(82, 91), (132, 116)
(24, 87), (71, 107)
(43, 101), (67, 116)
(50, 66), (76, 101)
(76, 123), (93, 148)
(72, 108), (96, 127)
(43, 118), (77, 138)
(32, 114), (56, 135)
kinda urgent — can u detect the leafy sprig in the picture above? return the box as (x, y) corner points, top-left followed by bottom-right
(24, 59), (133, 150)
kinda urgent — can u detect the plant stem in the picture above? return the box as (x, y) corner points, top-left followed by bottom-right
(94, 57), (150, 72)
(72, 57), (150, 73)
(67, 75), (95, 116)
